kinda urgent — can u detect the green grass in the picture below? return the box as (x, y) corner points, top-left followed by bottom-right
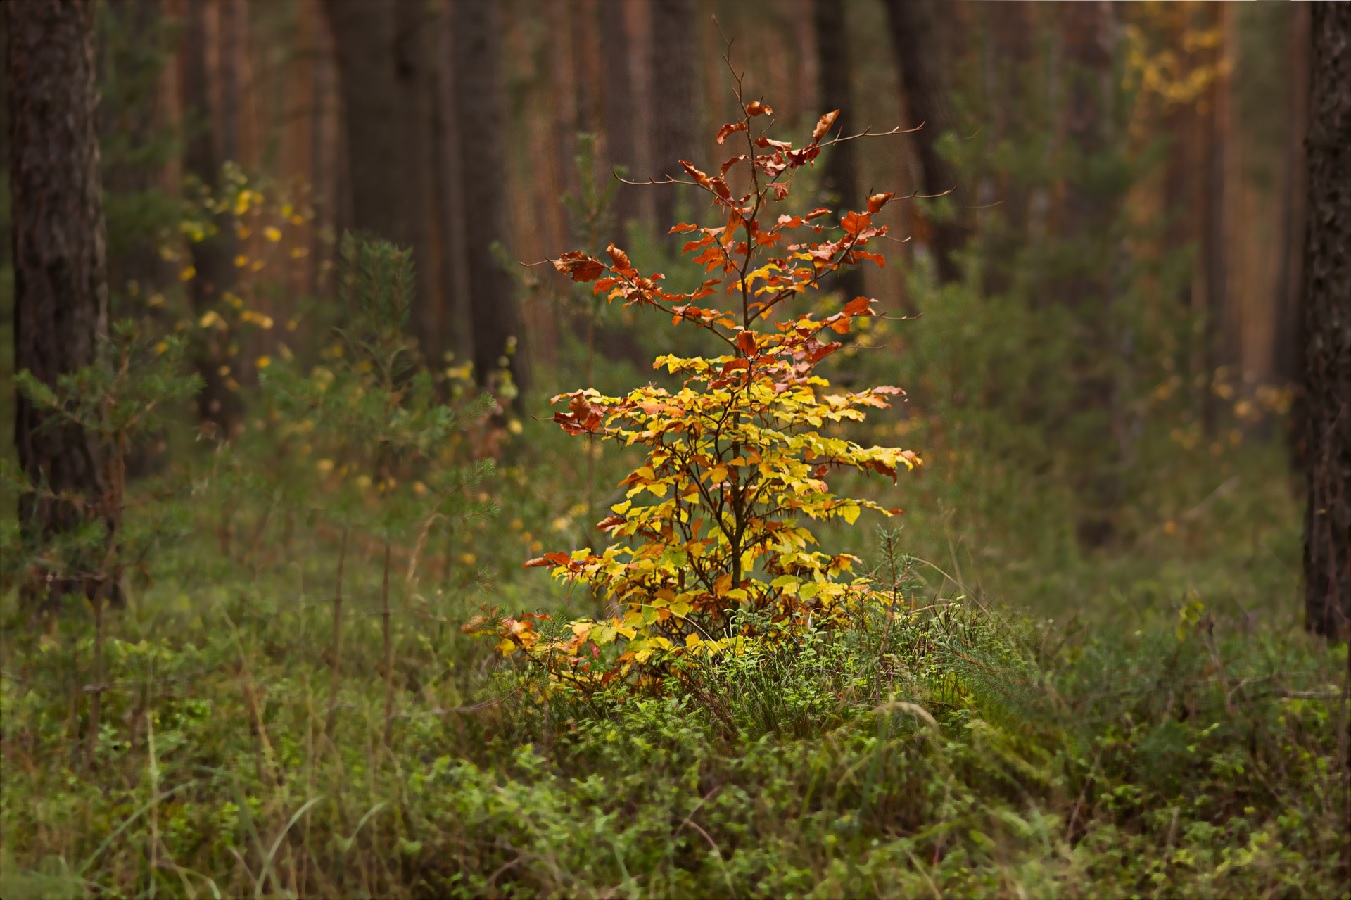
(1, 427), (1345, 899)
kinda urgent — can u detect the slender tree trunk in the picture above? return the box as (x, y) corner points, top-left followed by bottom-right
(394, 0), (439, 363)
(648, 0), (698, 239)
(1060, 0), (1121, 548)
(99, 0), (170, 313)
(600, 0), (638, 243)
(1278, 1), (1312, 464)
(434, 2), (471, 362)
(8, 0), (113, 611)
(100, 0), (173, 477)
(812, 0), (862, 301)
(323, 0), (405, 246)
(1301, 2), (1351, 639)
(1200, 3), (1231, 437)
(181, 0), (242, 439)
(453, 0), (527, 397)
(882, 0), (964, 285)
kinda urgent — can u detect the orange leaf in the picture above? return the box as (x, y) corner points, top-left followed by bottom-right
(606, 243), (632, 272)
(736, 331), (757, 356)
(842, 296), (873, 317)
(841, 211), (871, 236)
(867, 192), (894, 213)
(745, 100), (773, 117)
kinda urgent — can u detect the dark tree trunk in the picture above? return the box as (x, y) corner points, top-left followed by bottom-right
(1199, 4), (1230, 437)
(394, 0), (438, 363)
(1059, 0), (1122, 549)
(99, 0), (170, 313)
(1277, 1), (1311, 465)
(648, 0), (698, 239)
(434, 2), (471, 362)
(181, 0), (242, 439)
(453, 0), (527, 398)
(1301, 2), (1351, 639)
(600, 0), (639, 243)
(812, 0), (862, 301)
(99, 0), (173, 477)
(882, 0), (964, 285)
(8, 0), (114, 609)
(323, 0), (405, 247)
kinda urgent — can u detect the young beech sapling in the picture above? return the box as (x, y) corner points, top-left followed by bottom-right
(470, 95), (922, 689)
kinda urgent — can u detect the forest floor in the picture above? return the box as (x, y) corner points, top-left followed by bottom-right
(0, 414), (1347, 899)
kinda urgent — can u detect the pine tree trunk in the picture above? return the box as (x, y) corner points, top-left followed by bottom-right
(8, 0), (113, 610)
(453, 0), (527, 397)
(648, 0), (698, 240)
(323, 0), (405, 246)
(99, 0), (170, 314)
(812, 0), (862, 301)
(1059, 0), (1122, 548)
(1301, 2), (1351, 639)
(600, 0), (638, 243)
(882, 0), (964, 285)
(181, 0), (243, 439)
(394, 0), (439, 363)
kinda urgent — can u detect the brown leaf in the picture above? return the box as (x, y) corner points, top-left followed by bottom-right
(812, 109), (840, 142)
(552, 250), (605, 282)
(736, 330), (757, 356)
(606, 243), (632, 272)
(745, 100), (773, 117)
(716, 122), (748, 144)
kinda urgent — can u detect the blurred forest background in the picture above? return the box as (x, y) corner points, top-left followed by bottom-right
(0, 0), (1317, 575)
(2, 1), (1347, 896)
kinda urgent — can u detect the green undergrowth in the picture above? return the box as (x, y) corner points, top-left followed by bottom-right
(1, 523), (1344, 898)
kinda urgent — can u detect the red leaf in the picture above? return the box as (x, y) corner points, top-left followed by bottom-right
(812, 109), (840, 142)
(867, 192), (894, 213)
(552, 250), (605, 282)
(736, 331), (757, 356)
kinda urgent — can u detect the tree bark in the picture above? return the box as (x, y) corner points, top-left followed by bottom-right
(394, 0), (439, 363)
(323, 0), (405, 246)
(648, 0), (698, 239)
(812, 0), (862, 301)
(882, 0), (964, 285)
(600, 0), (639, 243)
(99, 0), (171, 314)
(1277, 1), (1311, 464)
(8, 0), (114, 609)
(1059, 0), (1122, 549)
(453, 0), (527, 398)
(1301, 2), (1351, 639)
(181, 0), (243, 439)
